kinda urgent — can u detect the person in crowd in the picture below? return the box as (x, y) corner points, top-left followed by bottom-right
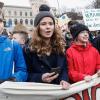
(67, 20), (79, 31)
(0, 10), (27, 83)
(2, 28), (8, 37)
(12, 24), (29, 48)
(24, 4), (70, 89)
(65, 20), (79, 49)
(92, 30), (100, 53)
(12, 24), (32, 69)
(65, 20), (94, 49)
(66, 23), (100, 83)
(13, 31), (29, 48)
(8, 31), (13, 39)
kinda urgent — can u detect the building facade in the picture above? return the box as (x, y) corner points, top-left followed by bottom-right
(2, 0), (57, 32)
(30, 0), (48, 16)
(3, 5), (35, 31)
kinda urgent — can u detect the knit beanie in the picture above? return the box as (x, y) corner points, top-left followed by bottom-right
(34, 4), (55, 27)
(70, 23), (89, 40)
(39, 4), (50, 12)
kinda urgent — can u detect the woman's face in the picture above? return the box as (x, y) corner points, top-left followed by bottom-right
(39, 17), (54, 39)
(77, 30), (89, 43)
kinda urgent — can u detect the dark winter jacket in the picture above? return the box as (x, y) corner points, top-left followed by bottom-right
(24, 51), (69, 84)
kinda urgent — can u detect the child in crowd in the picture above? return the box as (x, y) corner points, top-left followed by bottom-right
(66, 23), (100, 83)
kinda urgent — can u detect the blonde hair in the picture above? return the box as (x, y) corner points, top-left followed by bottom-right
(30, 25), (66, 56)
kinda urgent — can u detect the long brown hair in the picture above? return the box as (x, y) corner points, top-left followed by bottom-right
(30, 25), (66, 56)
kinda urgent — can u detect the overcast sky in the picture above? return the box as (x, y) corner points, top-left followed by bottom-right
(0, 0), (94, 8)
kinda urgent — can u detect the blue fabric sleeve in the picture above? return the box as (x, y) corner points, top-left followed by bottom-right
(12, 41), (27, 81)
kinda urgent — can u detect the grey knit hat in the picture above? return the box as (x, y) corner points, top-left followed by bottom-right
(34, 4), (55, 27)
(34, 11), (55, 27)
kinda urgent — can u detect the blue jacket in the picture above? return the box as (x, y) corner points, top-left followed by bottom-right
(0, 35), (27, 81)
(24, 51), (69, 84)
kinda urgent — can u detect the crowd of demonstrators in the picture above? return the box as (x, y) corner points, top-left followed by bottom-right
(66, 23), (100, 83)
(0, 9), (27, 83)
(23, 4), (70, 89)
(0, 2), (100, 89)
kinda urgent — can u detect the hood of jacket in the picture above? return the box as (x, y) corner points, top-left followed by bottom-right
(71, 42), (92, 51)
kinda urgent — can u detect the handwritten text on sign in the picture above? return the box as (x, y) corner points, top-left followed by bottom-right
(82, 9), (100, 31)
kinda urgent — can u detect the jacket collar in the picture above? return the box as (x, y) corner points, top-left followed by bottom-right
(71, 42), (92, 51)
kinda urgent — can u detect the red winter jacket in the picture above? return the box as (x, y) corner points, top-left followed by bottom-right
(66, 43), (100, 83)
